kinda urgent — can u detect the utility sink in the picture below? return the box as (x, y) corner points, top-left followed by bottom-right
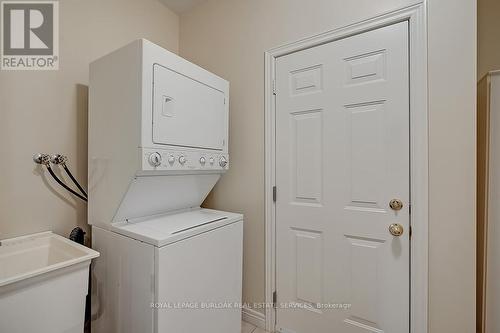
(0, 231), (99, 333)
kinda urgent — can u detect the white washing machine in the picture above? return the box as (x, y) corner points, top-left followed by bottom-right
(88, 39), (242, 333)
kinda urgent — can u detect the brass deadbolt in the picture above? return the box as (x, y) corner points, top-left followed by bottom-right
(389, 198), (403, 211)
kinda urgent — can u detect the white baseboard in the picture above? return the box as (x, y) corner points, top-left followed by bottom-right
(242, 306), (266, 329)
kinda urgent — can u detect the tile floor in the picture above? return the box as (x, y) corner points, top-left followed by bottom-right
(242, 320), (268, 333)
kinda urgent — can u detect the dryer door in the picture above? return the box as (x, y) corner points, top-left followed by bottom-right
(152, 64), (225, 150)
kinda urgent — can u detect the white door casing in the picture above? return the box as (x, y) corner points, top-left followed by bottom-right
(274, 21), (409, 333)
(265, 5), (428, 333)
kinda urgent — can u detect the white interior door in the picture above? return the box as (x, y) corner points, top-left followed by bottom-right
(275, 21), (410, 333)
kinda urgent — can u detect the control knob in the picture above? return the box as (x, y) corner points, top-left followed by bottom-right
(178, 155), (187, 165)
(219, 156), (228, 168)
(199, 157), (206, 165)
(148, 152), (162, 167)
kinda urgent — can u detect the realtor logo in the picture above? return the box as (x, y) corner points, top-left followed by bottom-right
(1, 1), (59, 70)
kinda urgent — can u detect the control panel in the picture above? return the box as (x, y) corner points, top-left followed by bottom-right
(141, 148), (229, 172)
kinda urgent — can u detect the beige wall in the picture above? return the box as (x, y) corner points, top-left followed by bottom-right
(427, 1), (476, 332)
(179, 0), (422, 313)
(0, 0), (476, 331)
(478, 0), (500, 79)
(0, 0), (179, 240)
(179, 0), (476, 331)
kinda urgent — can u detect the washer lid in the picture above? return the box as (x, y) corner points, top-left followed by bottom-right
(110, 208), (243, 247)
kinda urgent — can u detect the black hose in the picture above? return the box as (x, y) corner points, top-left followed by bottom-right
(68, 227), (91, 332)
(46, 165), (88, 202)
(69, 227), (86, 244)
(63, 164), (88, 198)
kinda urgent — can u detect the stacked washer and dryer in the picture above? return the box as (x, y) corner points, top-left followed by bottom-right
(88, 39), (243, 333)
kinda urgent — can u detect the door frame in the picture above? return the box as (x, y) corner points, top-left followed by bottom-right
(264, 3), (428, 332)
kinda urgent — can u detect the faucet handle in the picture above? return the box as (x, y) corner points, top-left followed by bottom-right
(33, 153), (51, 165)
(50, 154), (68, 165)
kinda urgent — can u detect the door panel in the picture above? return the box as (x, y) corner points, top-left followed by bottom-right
(290, 109), (323, 205)
(275, 21), (409, 333)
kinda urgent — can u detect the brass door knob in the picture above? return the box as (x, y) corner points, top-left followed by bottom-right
(389, 223), (404, 237)
(389, 199), (403, 211)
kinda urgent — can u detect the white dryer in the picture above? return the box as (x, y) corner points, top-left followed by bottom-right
(88, 39), (242, 333)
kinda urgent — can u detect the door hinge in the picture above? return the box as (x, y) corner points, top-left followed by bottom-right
(272, 79), (277, 95)
(409, 226), (412, 239)
(273, 186), (277, 202)
(408, 202), (412, 214)
(273, 291), (277, 307)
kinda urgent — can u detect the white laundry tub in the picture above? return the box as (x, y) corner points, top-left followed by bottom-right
(0, 231), (99, 333)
